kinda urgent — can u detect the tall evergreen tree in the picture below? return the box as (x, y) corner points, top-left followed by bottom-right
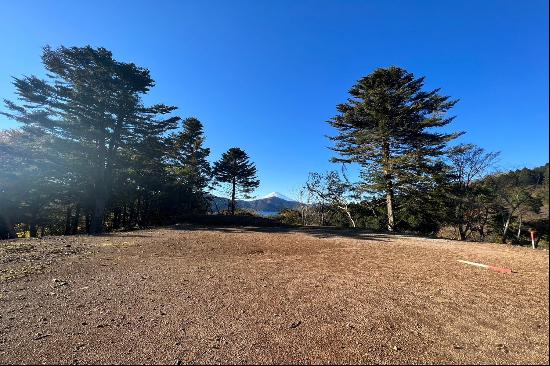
(212, 148), (259, 215)
(2, 46), (179, 234)
(167, 118), (211, 194)
(328, 66), (461, 231)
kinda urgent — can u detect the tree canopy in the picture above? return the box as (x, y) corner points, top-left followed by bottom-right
(0, 47), (547, 247)
(212, 147), (259, 215)
(328, 66), (461, 231)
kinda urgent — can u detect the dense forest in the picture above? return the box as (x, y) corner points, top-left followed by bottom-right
(0, 46), (548, 247)
(0, 46), (258, 238)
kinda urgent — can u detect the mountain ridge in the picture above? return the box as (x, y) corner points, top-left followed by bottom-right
(210, 192), (299, 214)
(242, 191), (295, 202)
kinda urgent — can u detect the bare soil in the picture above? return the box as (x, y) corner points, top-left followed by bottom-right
(0, 225), (548, 364)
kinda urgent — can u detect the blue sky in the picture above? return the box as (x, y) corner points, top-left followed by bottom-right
(0, 0), (548, 199)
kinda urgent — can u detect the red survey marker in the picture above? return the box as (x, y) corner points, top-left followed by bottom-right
(457, 260), (513, 273)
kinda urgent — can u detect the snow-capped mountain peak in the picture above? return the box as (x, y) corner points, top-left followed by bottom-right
(261, 192), (295, 202)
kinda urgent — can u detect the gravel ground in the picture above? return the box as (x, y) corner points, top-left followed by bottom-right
(0, 225), (548, 364)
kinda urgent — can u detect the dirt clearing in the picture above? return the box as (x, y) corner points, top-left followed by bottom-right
(1, 226), (548, 364)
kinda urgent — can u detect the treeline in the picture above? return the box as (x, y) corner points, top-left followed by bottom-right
(0, 46), (259, 238)
(280, 162), (548, 245)
(1, 48), (547, 246)
(278, 67), (548, 246)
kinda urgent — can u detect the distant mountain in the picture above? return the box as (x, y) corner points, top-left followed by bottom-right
(210, 192), (300, 215)
(258, 192), (295, 201)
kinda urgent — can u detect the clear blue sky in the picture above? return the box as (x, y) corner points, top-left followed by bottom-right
(1, 0), (548, 199)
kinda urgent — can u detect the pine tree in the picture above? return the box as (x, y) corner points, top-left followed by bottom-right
(212, 148), (259, 215)
(328, 66), (461, 231)
(2, 46), (179, 234)
(167, 117), (211, 197)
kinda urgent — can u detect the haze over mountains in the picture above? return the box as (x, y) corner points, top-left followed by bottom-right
(211, 192), (299, 215)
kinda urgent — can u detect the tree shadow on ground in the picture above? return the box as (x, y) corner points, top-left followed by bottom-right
(91, 233), (153, 238)
(177, 224), (395, 242)
(94, 216), (439, 243)
(167, 216), (418, 242)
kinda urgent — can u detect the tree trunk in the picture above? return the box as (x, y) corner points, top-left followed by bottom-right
(64, 205), (73, 235)
(136, 195), (142, 227)
(383, 141), (395, 232)
(458, 225), (466, 241)
(386, 188), (395, 232)
(112, 206), (121, 230)
(120, 204), (127, 228)
(478, 226), (485, 241)
(478, 208), (489, 242)
(140, 196), (149, 227)
(341, 206), (356, 228)
(90, 133), (107, 235)
(85, 213), (91, 234)
(129, 202), (135, 228)
(90, 195), (105, 234)
(516, 214), (522, 240)
(71, 204), (81, 234)
(502, 214), (512, 243)
(230, 178), (236, 215)
(28, 206), (39, 238)
(347, 212), (356, 228)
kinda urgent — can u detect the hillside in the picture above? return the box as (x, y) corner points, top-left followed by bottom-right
(210, 192), (300, 214)
(490, 163), (549, 228)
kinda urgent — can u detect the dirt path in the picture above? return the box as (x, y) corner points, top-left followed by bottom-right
(1, 226), (548, 364)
